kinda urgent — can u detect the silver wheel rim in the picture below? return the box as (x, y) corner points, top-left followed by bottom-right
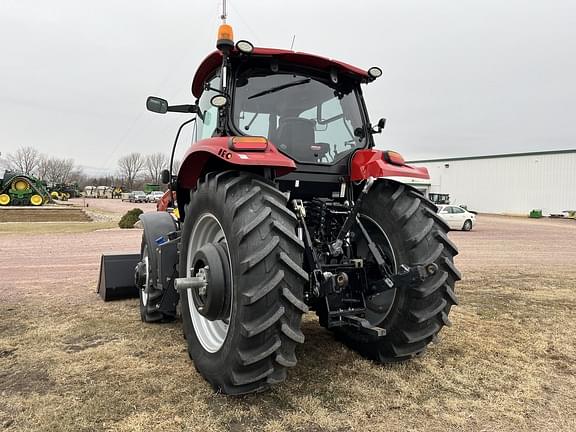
(141, 246), (149, 307)
(186, 213), (232, 353)
(356, 214), (398, 325)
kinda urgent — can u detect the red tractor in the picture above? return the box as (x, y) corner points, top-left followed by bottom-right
(104, 23), (460, 395)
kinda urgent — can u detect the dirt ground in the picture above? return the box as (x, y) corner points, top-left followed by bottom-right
(0, 201), (575, 432)
(75, 198), (158, 216)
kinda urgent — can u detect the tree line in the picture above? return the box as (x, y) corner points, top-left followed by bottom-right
(0, 146), (177, 192)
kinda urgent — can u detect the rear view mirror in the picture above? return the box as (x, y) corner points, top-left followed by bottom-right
(372, 118), (386, 134)
(161, 169), (171, 184)
(147, 96), (168, 114)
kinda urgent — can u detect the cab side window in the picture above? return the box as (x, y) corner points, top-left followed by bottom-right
(196, 75), (221, 141)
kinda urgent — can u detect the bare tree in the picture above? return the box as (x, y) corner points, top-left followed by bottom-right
(6, 146), (41, 175)
(47, 158), (76, 184)
(37, 155), (78, 184)
(146, 152), (168, 184)
(0, 152), (8, 171)
(37, 155), (51, 180)
(118, 152), (145, 191)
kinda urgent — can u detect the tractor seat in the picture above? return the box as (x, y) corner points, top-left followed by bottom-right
(275, 117), (315, 161)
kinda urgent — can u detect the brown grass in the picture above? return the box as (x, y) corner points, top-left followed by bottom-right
(1, 215), (575, 431)
(0, 221), (118, 234)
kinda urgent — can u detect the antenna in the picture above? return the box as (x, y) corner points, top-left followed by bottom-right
(290, 34), (296, 50)
(221, 0), (227, 23)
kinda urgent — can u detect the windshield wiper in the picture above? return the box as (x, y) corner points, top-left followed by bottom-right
(248, 79), (311, 99)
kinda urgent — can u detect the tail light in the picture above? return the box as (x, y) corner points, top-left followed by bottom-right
(229, 136), (268, 151)
(383, 150), (405, 166)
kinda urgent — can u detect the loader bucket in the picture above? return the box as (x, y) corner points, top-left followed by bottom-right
(97, 253), (140, 301)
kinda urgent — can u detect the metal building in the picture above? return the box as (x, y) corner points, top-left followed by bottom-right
(408, 149), (576, 215)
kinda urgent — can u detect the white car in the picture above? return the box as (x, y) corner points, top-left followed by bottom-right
(437, 205), (476, 231)
(129, 191), (148, 203)
(147, 191), (165, 203)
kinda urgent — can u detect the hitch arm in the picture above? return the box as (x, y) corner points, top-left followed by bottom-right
(330, 176), (375, 256)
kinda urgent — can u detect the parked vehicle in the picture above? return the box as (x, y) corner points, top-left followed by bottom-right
(83, 186), (97, 198)
(147, 191), (165, 203)
(49, 183), (80, 199)
(438, 205), (476, 231)
(144, 183), (161, 193)
(112, 187), (123, 199)
(99, 20), (461, 395)
(96, 186), (113, 199)
(129, 191), (147, 203)
(0, 170), (50, 206)
(429, 193), (450, 205)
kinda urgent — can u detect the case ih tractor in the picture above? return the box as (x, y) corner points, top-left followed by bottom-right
(101, 22), (460, 395)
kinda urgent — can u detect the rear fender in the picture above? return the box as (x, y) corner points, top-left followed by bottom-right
(350, 149), (430, 181)
(177, 137), (296, 189)
(176, 137), (296, 218)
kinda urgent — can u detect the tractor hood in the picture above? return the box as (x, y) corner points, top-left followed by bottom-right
(191, 48), (371, 98)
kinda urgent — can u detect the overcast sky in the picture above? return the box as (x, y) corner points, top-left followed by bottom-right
(1, 0), (574, 174)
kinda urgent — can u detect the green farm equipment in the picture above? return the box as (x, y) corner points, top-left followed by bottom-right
(144, 183), (161, 193)
(529, 209), (543, 218)
(0, 170), (50, 206)
(49, 183), (80, 200)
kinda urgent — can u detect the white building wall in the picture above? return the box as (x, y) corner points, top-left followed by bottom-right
(411, 152), (576, 215)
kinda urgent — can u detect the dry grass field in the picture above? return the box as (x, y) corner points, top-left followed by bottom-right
(1, 201), (575, 431)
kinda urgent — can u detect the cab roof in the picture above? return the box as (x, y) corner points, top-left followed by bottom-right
(191, 47), (370, 98)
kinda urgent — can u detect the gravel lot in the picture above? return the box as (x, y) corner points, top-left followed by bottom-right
(73, 198), (158, 221)
(0, 203), (574, 431)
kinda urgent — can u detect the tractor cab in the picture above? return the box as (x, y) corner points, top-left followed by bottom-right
(145, 23), (412, 203)
(193, 46), (376, 160)
(187, 44), (383, 199)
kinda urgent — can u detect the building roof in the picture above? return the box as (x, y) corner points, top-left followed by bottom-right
(407, 149), (576, 164)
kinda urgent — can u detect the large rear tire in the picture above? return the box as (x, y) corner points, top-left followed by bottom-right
(180, 171), (307, 395)
(337, 180), (460, 362)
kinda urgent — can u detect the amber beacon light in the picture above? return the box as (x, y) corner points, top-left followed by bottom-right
(217, 24), (234, 49)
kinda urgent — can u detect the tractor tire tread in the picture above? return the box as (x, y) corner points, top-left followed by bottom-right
(180, 171), (306, 395)
(241, 306), (285, 338)
(282, 287), (309, 313)
(238, 336), (282, 366)
(240, 236), (280, 273)
(242, 270), (284, 305)
(238, 207), (272, 242)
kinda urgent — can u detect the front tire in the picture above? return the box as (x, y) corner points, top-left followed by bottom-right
(180, 171), (307, 395)
(337, 181), (460, 362)
(462, 219), (472, 231)
(138, 238), (174, 322)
